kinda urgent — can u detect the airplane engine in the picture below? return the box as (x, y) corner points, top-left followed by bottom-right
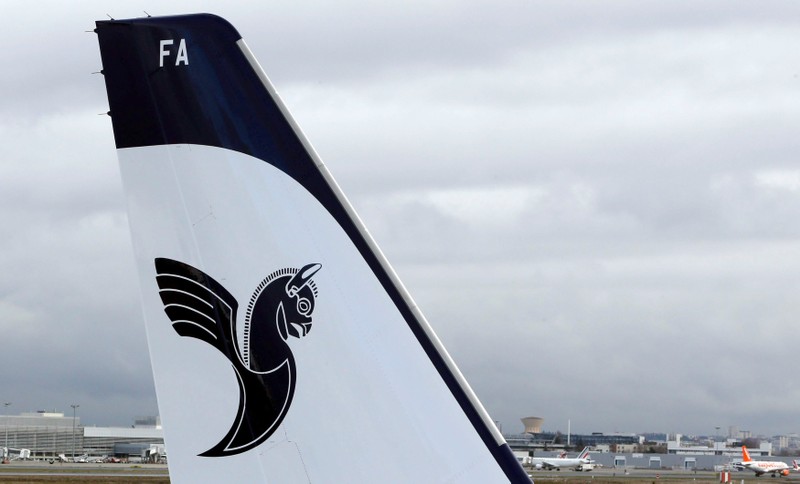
(781, 469), (790, 476)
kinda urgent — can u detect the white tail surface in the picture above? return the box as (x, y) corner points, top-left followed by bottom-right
(95, 13), (529, 484)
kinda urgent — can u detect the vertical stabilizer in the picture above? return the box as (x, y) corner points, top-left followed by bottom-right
(95, 13), (529, 483)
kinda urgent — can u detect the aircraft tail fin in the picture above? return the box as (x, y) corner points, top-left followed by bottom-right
(578, 447), (591, 459)
(742, 446), (752, 462)
(95, 13), (529, 484)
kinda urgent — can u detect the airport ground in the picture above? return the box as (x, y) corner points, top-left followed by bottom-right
(2, 462), (800, 483)
(0, 461), (169, 483)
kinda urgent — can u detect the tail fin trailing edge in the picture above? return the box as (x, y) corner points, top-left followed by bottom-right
(236, 35), (506, 446)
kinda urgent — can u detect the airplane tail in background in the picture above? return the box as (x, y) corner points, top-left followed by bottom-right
(95, 13), (530, 483)
(578, 447), (591, 459)
(742, 446), (752, 462)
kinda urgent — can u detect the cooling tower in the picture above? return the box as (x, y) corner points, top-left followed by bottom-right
(521, 416), (543, 434)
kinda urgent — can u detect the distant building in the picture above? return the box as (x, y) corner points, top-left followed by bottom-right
(0, 411), (81, 458)
(133, 416), (161, 428)
(83, 425), (164, 458)
(0, 410), (163, 459)
(505, 431), (642, 453)
(666, 434), (771, 457)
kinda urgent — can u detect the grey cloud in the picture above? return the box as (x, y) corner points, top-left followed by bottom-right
(2, 1), (799, 436)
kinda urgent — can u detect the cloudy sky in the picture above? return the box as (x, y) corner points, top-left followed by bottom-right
(2, 1), (800, 438)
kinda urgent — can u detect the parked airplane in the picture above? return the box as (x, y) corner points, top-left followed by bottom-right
(530, 451), (564, 469)
(533, 447), (593, 471)
(57, 453), (88, 463)
(2, 447), (31, 462)
(95, 13), (531, 484)
(734, 446), (791, 477)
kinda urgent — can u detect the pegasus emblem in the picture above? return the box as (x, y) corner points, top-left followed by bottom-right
(154, 257), (321, 456)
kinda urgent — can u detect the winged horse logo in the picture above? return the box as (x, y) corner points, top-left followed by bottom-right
(154, 257), (321, 456)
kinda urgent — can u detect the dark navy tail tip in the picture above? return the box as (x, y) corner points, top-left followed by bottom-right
(96, 13), (253, 150)
(95, 13), (242, 41)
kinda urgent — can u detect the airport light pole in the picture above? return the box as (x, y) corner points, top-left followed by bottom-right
(70, 404), (79, 461)
(3, 402), (10, 463)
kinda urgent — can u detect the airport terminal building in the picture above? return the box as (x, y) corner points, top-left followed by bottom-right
(0, 411), (163, 460)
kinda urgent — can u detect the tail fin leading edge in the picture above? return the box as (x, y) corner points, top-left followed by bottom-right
(96, 13), (529, 483)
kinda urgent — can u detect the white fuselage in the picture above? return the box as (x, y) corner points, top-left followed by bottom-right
(540, 457), (588, 470)
(742, 460), (790, 476)
(533, 449), (591, 470)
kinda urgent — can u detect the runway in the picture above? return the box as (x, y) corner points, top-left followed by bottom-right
(0, 461), (169, 482)
(4, 461), (800, 483)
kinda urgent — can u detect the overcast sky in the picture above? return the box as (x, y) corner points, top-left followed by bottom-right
(2, 1), (800, 438)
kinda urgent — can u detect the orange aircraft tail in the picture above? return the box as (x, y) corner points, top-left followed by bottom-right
(742, 446), (752, 462)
